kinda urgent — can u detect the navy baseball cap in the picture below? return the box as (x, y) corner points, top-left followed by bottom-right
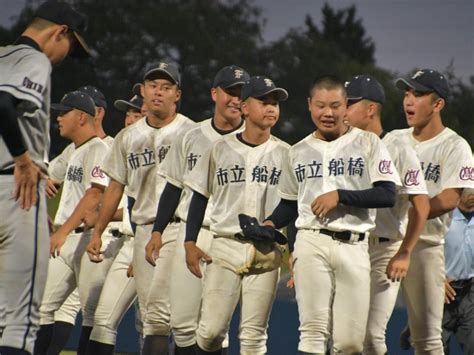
(114, 94), (143, 113)
(241, 76), (288, 101)
(34, 0), (92, 58)
(396, 69), (450, 100)
(143, 61), (181, 87)
(213, 65), (250, 89)
(51, 91), (96, 116)
(77, 86), (107, 109)
(132, 83), (143, 97)
(345, 74), (386, 104)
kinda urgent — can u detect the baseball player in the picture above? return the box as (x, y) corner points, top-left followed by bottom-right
(262, 76), (401, 354)
(0, 2), (90, 353)
(33, 91), (124, 355)
(184, 76), (290, 355)
(86, 61), (195, 355)
(393, 69), (474, 354)
(35, 86), (124, 355)
(344, 74), (430, 355)
(144, 65), (249, 355)
(84, 91), (146, 355)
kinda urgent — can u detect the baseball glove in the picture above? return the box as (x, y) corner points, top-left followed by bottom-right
(237, 214), (287, 245)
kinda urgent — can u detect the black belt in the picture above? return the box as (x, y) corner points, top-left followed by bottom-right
(0, 168), (14, 175)
(170, 216), (181, 224)
(319, 228), (365, 242)
(74, 227), (85, 233)
(377, 237), (390, 242)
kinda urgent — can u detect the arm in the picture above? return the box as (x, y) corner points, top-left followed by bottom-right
(0, 92), (39, 210)
(86, 179), (125, 260)
(428, 188), (463, 219)
(184, 191), (211, 278)
(50, 183), (105, 257)
(145, 183), (183, 266)
(386, 193), (430, 281)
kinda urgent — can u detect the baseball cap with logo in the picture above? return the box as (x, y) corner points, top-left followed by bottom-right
(51, 91), (96, 116)
(114, 94), (144, 113)
(143, 61), (181, 87)
(345, 74), (386, 104)
(34, 0), (92, 58)
(213, 65), (250, 89)
(241, 76), (288, 101)
(396, 69), (450, 100)
(78, 86), (107, 108)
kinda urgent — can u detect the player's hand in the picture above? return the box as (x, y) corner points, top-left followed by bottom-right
(444, 278), (456, 304)
(286, 254), (295, 289)
(45, 177), (60, 199)
(145, 231), (162, 266)
(127, 264), (134, 278)
(386, 250), (410, 282)
(185, 241), (212, 279)
(86, 234), (103, 263)
(311, 190), (339, 221)
(50, 231), (67, 258)
(83, 208), (99, 229)
(13, 153), (40, 210)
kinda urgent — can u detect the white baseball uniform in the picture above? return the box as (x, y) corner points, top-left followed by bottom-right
(0, 41), (51, 354)
(184, 133), (290, 354)
(278, 127), (400, 354)
(393, 127), (474, 354)
(39, 137), (124, 329)
(103, 114), (195, 337)
(159, 118), (243, 348)
(363, 132), (428, 355)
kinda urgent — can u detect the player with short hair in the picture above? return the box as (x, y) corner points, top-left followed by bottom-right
(393, 69), (474, 354)
(87, 61), (195, 355)
(0, 1), (90, 353)
(184, 76), (290, 355)
(262, 76), (400, 354)
(344, 74), (430, 355)
(144, 65), (249, 355)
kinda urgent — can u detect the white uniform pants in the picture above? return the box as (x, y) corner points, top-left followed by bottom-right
(0, 177), (49, 354)
(90, 235), (137, 345)
(196, 237), (279, 354)
(39, 230), (123, 327)
(54, 288), (81, 325)
(170, 222), (214, 347)
(293, 230), (370, 354)
(133, 222), (179, 336)
(402, 240), (445, 355)
(363, 238), (402, 355)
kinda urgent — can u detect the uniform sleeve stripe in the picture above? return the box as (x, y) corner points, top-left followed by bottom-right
(0, 84), (42, 107)
(0, 46), (30, 59)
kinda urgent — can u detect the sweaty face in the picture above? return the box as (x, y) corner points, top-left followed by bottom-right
(142, 78), (181, 118)
(403, 89), (437, 129)
(57, 109), (80, 139)
(346, 100), (370, 130)
(213, 86), (243, 124)
(125, 109), (142, 127)
(308, 88), (347, 139)
(242, 95), (280, 130)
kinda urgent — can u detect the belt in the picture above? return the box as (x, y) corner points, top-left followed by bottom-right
(143, 216), (181, 226)
(74, 227), (85, 233)
(0, 168), (14, 175)
(319, 228), (365, 242)
(374, 236), (390, 242)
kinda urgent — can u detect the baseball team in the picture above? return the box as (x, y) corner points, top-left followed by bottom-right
(0, 2), (473, 355)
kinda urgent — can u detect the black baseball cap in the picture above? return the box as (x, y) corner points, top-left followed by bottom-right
(396, 69), (450, 100)
(213, 65), (250, 89)
(77, 86), (107, 109)
(51, 90), (96, 116)
(34, 0), (92, 58)
(143, 61), (181, 86)
(132, 83), (143, 97)
(241, 76), (288, 101)
(345, 74), (386, 104)
(114, 94), (144, 113)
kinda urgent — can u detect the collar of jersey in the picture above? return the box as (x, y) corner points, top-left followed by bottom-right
(14, 36), (41, 52)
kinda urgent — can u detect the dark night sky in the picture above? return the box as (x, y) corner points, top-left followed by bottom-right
(1, 0), (473, 81)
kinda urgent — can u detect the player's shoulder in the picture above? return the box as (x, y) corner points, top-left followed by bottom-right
(437, 127), (470, 147)
(174, 113), (196, 129)
(269, 134), (291, 150)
